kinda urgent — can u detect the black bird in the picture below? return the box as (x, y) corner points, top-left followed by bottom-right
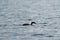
(22, 22), (36, 26)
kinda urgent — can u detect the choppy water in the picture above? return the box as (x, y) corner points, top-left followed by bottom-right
(0, 0), (60, 40)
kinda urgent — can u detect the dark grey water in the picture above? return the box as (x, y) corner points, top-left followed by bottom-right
(0, 0), (60, 40)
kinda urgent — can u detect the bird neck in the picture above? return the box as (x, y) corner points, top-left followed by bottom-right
(31, 23), (33, 25)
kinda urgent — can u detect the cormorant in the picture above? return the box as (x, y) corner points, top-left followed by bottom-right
(22, 22), (36, 26)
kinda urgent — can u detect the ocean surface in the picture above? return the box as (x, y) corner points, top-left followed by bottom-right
(0, 0), (60, 40)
